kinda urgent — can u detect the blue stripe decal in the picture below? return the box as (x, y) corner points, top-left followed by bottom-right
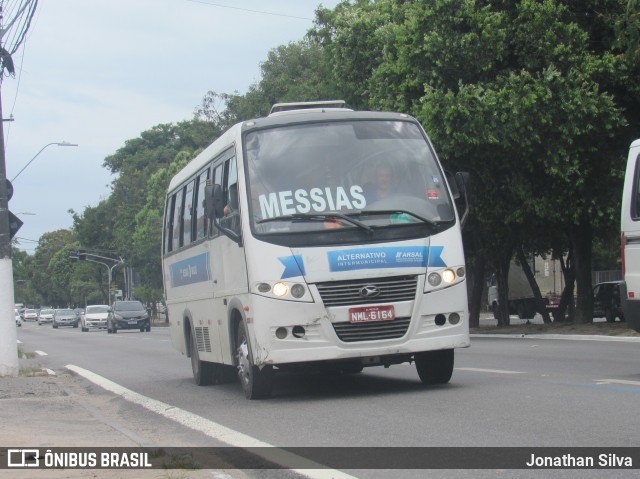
(427, 246), (446, 267)
(279, 255), (305, 279)
(328, 246), (445, 272)
(170, 253), (211, 287)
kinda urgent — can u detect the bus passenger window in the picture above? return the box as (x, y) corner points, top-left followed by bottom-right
(634, 155), (640, 219)
(172, 188), (184, 249)
(164, 195), (175, 253)
(183, 180), (195, 246)
(195, 168), (210, 240)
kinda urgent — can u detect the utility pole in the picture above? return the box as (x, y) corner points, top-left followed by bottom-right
(0, 85), (17, 376)
(0, 0), (40, 376)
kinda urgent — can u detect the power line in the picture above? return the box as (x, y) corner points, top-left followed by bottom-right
(185, 0), (313, 21)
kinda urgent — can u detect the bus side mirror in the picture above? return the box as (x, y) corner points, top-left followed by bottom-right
(205, 184), (225, 220)
(454, 171), (471, 229)
(455, 172), (471, 203)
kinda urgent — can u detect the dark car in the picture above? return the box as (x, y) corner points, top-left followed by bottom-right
(52, 308), (79, 328)
(107, 300), (150, 333)
(593, 281), (625, 323)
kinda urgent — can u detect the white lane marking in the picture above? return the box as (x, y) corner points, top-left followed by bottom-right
(456, 367), (525, 375)
(34, 350), (48, 356)
(66, 364), (357, 479)
(595, 379), (640, 387)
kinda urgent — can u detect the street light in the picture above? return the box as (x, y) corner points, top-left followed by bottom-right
(11, 141), (78, 182)
(69, 250), (123, 308)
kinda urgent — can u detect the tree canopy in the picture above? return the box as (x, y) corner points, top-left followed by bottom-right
(14, 0), (639, 326)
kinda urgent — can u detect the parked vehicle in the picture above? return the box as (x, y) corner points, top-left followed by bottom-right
(621, 139), (640, 332)
(23, 308), (39, 321)
(593, 281), (625, 322)
(52, 309), (79, 328)
(37, 309), (55, 325)
(107, 300), (150, 333)
(488, 257), (563, 320)
(81, 305), (109, 332)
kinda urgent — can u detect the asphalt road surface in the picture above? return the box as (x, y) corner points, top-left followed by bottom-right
(13, 320), (640, 478)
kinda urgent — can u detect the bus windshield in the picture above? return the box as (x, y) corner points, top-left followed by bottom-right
(244, 120), (455, 238)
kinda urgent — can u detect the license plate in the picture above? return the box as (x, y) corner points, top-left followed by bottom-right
(349, 305), (395, 323)
(128, 320), (138, 325)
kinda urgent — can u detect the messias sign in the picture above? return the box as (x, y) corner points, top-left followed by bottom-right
(259, 186), (366, 218)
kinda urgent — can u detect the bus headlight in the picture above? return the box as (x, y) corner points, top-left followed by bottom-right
(273, 282), (289, 297)
(290, 284), (306, 298)
(252, 281), (313, 302)
(442, 269), (456, 284)
(427, 273), (442, 287)
(424, 266), (466, 292)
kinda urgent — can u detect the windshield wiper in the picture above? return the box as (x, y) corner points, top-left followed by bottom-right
(257, 212), (374, 233)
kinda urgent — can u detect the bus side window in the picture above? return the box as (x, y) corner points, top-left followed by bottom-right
(211, 164), (224, 236)
(182, 180), (195, 246)
(164, 195), (175, 253)
(195, 167), (210, 240)
(220, 157), (241, 235)
(172, 187), (184, 249)
(634, 154), (640, 220)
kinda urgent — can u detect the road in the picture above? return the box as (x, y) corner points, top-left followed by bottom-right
(13, 320), (640, 478)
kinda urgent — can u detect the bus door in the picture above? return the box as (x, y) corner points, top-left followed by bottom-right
(211, 154), (249, 363)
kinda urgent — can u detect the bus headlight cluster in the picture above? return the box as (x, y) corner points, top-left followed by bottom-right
(253, 281), (312, 302)
(427, 267), (465, 288)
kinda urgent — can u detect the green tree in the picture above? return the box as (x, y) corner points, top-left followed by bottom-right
(315, 0), (631, 325)
(30, 230), (76, 306)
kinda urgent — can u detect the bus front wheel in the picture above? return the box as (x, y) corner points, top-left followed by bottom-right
(415, 349), (454, 385)
(236, 321), (273, 399)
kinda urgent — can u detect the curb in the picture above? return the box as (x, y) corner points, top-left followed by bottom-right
(471, 333), (640, 343)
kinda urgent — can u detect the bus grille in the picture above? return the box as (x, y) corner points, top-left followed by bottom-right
(332, 317), (411, 342)
(195, 327), (212, 352)
(316, 276), (418, 307)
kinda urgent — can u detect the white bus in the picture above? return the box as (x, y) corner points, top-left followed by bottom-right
(621, 139), (640, 332)
(162, 101), (471, 399)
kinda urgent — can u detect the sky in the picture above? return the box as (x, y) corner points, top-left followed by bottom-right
(2, 0), (340, 252)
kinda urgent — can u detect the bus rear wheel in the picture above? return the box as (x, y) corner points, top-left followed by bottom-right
(236, 321), (273, 399)
(415, 349), (454, 385)
(190, 328), (216, 386)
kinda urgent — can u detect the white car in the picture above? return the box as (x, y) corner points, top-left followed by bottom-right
(81, 304), (109, 331)
(38, 309), (55, 325)
(16, 314), (22, 327)
(24, 308), (39, 321)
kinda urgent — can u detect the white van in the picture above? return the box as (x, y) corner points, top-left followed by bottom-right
(620, 139), (640, 332)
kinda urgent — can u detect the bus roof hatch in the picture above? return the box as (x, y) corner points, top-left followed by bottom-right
(269, 100), (349, 115)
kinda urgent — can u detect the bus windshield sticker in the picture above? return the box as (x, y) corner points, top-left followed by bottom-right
(258, 186), (366, 219)
(327, 246), (446, 272)
(170, 253), (211, 287)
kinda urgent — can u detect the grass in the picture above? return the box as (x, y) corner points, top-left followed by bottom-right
(472, 320), (640, 337)
(17, 346), (36, 359)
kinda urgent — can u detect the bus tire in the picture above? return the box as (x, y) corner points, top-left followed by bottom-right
(236, 321), (273, 399)
(190, 328), (216, 386)
(415, 349), (454, 385)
